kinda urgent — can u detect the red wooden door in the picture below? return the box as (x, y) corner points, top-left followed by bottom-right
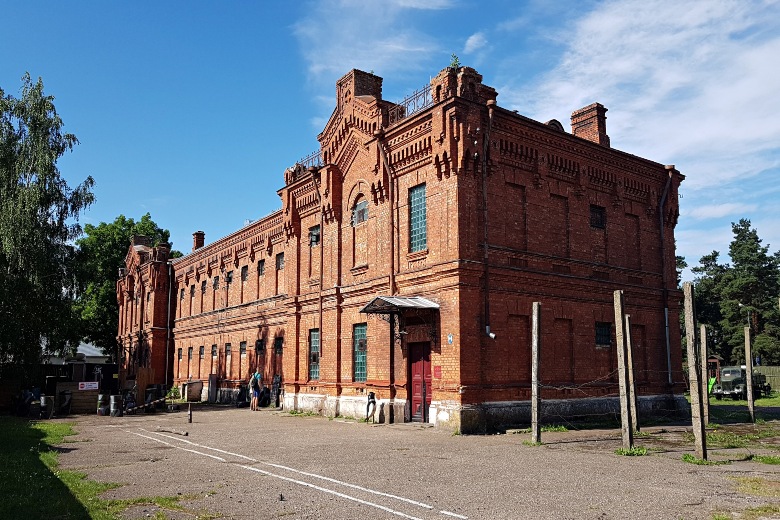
(409, 342), (431, 422)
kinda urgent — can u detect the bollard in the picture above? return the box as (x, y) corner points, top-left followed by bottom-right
(188, 403), (192, 423)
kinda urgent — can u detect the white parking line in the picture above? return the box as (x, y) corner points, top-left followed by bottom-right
(144, 429), (436, 510)
(136, 428), (468, 519)
(242, 465), (424, 520)
(128, 431), (226, 462)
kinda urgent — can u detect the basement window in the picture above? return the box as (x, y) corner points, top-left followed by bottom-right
(595, 322), (612, 347)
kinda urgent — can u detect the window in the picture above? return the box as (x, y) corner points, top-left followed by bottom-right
(352, 199), (368, 226)
(211, 344), (217, 358)
(180, 288), (185, 300)
(226, 271), (233, 285)
(177, 348), (182, 361)
(201, 280), (207, 293)
(240, 341), (247, 356)
(274, 337), (284, 354)
(595, 322), (612, 347)
(187, 346), (193, 360)
(353, 323), (367, 382)
(147, 292), (151, 302)
(309, 329), (320, 380)
(276, 253), (285, 270)
(225, 343), (232, 356)
(199, 346), (204, 359)
(190, 284), (195, 297)
(409, 184), (427, 252)
(309, 225), (320, 247)
(590, 205), (606, 229)
(241, 265), (248, 282)
(255, 338), (266, 355)
(213, 276), (220, 290)
(257, 259), (265, 275)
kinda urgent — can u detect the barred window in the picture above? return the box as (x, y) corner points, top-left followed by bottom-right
(590, 205), (606, 229)
(309, 225), (321, 247)
(352, 199), (368, 226)
(309, 329), (320, 380)
(595, 322), (612, 347)
(353, 323), (367, 382)
(409, 184), (427, 253)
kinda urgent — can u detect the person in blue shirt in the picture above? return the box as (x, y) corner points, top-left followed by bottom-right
(249, 368), (262, 411)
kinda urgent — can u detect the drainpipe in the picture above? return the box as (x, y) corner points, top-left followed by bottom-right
(165, 260), (173, 391)
(376, 129), (397, 421)
(481, 100), (496, 339)
(659, 167), (674, 385)
(308, 167), (325, 363)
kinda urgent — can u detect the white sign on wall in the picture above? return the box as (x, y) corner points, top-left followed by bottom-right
(78, 381), (99, 390)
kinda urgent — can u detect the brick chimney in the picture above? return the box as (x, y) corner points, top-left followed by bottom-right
(192, 231), (205, 252)
(571, 103), (610, 147)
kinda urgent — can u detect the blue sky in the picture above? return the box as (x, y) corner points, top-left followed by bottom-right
(3, 0), (779, 278)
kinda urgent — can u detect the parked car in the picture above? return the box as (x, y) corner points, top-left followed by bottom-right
(711, 366), (771, 400)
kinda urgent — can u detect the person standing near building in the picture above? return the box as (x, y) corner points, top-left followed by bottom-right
(249, 368), (262, 411)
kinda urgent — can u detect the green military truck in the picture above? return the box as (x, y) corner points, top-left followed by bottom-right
(711, 366), (771, 400)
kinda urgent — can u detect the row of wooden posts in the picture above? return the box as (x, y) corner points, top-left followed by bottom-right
(529, 285), (778, 461)
(528, 290), (642, 446)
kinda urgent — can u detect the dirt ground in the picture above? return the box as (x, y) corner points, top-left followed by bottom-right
(53, 404), (780, 520)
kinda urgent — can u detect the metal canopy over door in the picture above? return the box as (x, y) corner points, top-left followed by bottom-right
(409, 341), (432, 422)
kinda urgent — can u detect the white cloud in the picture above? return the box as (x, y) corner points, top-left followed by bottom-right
(464, 32), (487, 54)
(495, 0), (780, 271)
(685, 203), (758, 220)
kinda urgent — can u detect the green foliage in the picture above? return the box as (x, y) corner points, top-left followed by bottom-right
(689, 219), (780, 364)
(615, 445), (647, 456)
(449, 53), (461, 69)
(750, 454), (780, 465)
(0, 417), (208, 519)
(681, 453), (730, 465)
(73, 213), (181, 358)
(0, 74), (94, 364)
(166, 386), (181, 400)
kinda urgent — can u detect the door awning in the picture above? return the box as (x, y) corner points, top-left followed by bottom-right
(359, 296), (440, 314)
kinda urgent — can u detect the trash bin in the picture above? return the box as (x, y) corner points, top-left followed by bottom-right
(39, 395), (54, 419)
(97, 394), (110, 415)
(110, 395), (123, 417)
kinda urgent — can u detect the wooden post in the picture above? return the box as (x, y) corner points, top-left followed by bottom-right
(624, 314), (639, 432)
(613, 290), (633, 450)
(683, 282), (706, 459)
(745, 326), (755, 423)
(531, 302), (541, 444)
(700, 324), (709, 426)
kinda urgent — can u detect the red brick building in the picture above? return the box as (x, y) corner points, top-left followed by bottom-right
(117, 66), (685, 432)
